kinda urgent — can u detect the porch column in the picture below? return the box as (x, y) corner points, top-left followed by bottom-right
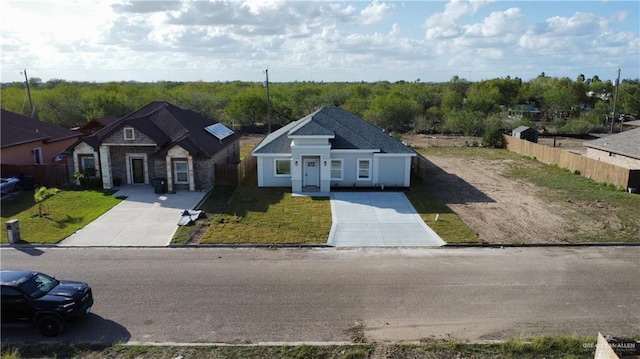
(165, 156), (173, 193)
(99, 145), (112, 189)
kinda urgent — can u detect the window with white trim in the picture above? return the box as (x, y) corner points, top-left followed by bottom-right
(33, 147), (42, 165)
(275, 159), (291, 176)
(357, 159), (371, 180)
(79, 155), (96, 176)
(330, 160), (343, 180)
(124, 127), (135, 140)
(174, 161), (189, 183)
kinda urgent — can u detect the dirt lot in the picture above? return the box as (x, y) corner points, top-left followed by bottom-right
(403, 134), (596, 244)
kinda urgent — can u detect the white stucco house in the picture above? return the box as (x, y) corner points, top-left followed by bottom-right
(252, 107), (416, 195)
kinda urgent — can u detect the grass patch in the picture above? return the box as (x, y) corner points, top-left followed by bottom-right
(199, 178), (332, 244)
(0, 335), (611, 358)
(0, 189), (123, 244)
(405, 184), (481, 243)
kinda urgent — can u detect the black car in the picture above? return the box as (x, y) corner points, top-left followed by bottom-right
(1, 270), (94, 336)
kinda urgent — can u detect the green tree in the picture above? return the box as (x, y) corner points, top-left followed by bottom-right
(364, 92), (418, 130)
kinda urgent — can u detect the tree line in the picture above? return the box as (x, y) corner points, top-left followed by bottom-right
(1, 73), (639, 138)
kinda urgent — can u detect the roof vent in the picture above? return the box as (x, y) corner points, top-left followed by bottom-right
(205, 123), (234, 140)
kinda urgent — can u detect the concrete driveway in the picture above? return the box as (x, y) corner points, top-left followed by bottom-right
(59, 186), (207, 247)
(328, 192), (445, 246)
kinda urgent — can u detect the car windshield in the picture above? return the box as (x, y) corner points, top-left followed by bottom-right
(18, 272), (59, 299)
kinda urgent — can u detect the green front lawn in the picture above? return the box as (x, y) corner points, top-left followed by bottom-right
(0, 189), (123, 244)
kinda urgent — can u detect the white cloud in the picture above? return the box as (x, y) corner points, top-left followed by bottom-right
(360, 1), (395, 25)
(424, 0), (493, 39)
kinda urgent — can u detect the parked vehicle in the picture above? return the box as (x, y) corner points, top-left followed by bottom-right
(1, 270), (94, 336)
(0, 176), (21, 194)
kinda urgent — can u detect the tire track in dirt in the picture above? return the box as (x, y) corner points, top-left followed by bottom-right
(425, 156), (577, 244)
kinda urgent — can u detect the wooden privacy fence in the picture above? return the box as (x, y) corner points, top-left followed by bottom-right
(411, 152), (429, 183)
(1, 163), (70, 188)
(214, 155), (257, 186)
(503, 135), (639, 189)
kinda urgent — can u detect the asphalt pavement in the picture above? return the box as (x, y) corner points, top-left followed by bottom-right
(1, 246), (638, 344)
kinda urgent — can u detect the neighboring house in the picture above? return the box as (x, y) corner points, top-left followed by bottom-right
(509, 104), (543, 121)
(1, 109), (80, 167)
(252, 107), (416, 195)
(512, 126), (538, 143)
(69, 101), (240, 192)
(584, 127), (640, 170)
(71, 115), (119, 136)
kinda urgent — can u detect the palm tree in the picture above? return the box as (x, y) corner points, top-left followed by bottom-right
(34, 186), (60, 217)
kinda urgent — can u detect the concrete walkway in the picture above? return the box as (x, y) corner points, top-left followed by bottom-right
(59, 186), (207, 247)
(328, 192), (445, 246)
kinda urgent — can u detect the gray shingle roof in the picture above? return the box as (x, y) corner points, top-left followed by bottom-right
(584, 127), (640, 160)
(253, 107), (415, 155)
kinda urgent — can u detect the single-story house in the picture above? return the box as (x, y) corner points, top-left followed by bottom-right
(1, 109), (80, 167)
(512, 126), (538, 143)
(252, 107), (416, 195)
(69, 101), (240, 192)
(584, 127), (640, 170)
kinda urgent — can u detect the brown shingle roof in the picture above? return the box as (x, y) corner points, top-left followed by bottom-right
(1, 109), (79, 148)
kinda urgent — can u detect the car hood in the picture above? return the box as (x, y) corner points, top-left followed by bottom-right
(46, 280), (90, 299)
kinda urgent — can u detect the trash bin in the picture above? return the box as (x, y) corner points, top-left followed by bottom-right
(6, 219), (20, 244)
(151, 178), (167, 194)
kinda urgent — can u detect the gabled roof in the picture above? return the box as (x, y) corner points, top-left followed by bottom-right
(1, 109), (79, 148)
(80, 101), (239, 158)
(513, 126), (535, 133)
(253, 107), (415, 155)
(584, 127), (640, 160)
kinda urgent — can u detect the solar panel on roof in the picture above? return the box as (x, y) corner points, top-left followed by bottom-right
(205, 123), (234, 140)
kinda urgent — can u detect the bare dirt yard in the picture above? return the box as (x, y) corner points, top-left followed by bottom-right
(402, 134), (637, 244)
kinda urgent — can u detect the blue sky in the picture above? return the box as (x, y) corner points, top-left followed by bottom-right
(1, 0), (638, 84)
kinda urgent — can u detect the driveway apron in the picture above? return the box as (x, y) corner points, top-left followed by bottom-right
(328, 192), (445, 246)
(59, 186), (206, 247)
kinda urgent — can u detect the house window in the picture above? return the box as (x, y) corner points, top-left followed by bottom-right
(275, 159), (291, 176)
(330, 160), (343, 180)
(79, 155), (96, 176)
(357, 159), (371, 180)
(33, 147), (42, 165)
(174, 161), (189, 183)
(124, 127), (135, 140)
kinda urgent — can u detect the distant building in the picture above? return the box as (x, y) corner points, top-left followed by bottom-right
(584, 127), (640, 170)
(512, 126), (538, 143)
(509, 104), (543, 121)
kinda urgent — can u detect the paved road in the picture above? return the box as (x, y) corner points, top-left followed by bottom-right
(1, 246), (638, 344)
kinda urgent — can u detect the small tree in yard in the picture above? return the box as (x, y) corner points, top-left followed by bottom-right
(34, 186), (60, 217)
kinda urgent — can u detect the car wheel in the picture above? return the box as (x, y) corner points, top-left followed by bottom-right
(38, 315), (64, 337)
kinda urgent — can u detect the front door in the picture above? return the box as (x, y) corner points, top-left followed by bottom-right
(303, 158), (319, 187)
(131, 158), (145, 184)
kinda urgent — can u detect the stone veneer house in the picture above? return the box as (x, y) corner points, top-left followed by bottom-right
(70, 101), (240, 192)
(584, 127), (640, 170)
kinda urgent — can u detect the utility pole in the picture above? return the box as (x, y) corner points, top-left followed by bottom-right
(22, 69), (35, 118)
(264, 69), (272, 134)
(610, 68), (621, 134)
